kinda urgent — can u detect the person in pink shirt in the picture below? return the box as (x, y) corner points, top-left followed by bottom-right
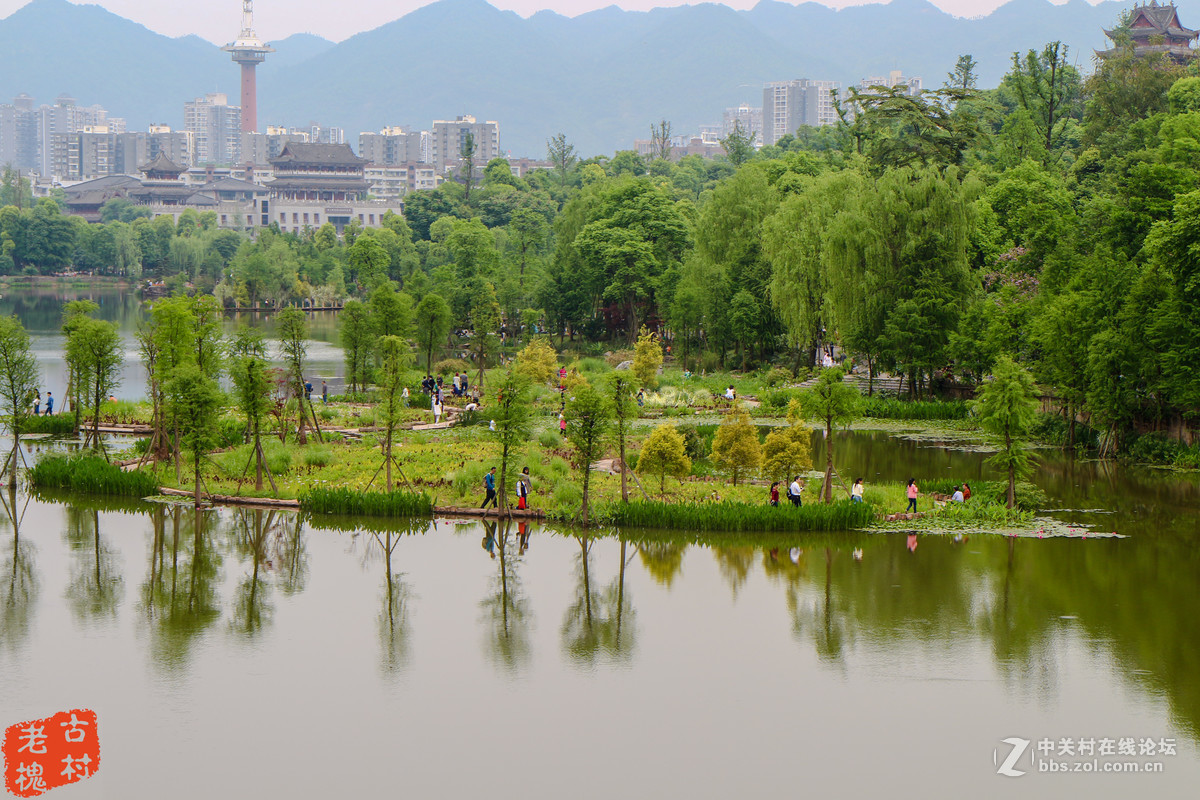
(906, 479), (919, 513)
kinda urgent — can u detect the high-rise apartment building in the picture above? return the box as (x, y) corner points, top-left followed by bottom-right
(147, 125), (194, 169)
(722, 104), (763, 142)
(429, 115), (499, 172)
(185, 93), (242, 166)
(761, 79), (840, 146)
(358, 126), (426, 166)
(859, 70), (923, 96)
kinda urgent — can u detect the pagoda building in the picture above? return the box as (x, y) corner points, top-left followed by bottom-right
(1100, 1), (1198, 63)
(267, 142), (369, 202)
(128, 153), (202, 207)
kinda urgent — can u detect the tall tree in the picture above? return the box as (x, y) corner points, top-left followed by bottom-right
(802, 367), (860, 502)
(491, 372), (532, 513)
(460, 131), (477, 203)
(607, 372), (638, 503)
(276, 307), (317, 445)
(166, 363), (223, 505)
(340, 300), (374, 393)
(650, 119), (673, 161)
(415, 293), (452, 371)
(0, 316), (38, 487)
(229, 327), (273, 492)
(973, 355), (1039, 508)
(565, 382), (611, 526)
(376, 335), (412, 492)
(67, 317), (123, 455)
(1005, 41), (1082, 163)
(546, 133), (578, 191)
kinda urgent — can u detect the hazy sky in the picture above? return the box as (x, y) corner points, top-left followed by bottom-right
(0, 0), (1092, 43)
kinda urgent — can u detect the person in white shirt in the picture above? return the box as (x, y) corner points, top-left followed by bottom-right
(724, 386), (736, 401)
(951, 486), (965, 503)
(788, 476), (803, 507)
(851, 478), (864, 503)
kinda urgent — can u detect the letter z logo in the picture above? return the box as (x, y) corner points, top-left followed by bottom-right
(995, 737), (1031, 777)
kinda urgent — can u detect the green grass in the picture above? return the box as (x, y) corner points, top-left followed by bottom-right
(860, 397), (970, 420)
(30, 455), (159, 497)
(594, 497), (875, 532)
(17, 415), (76, 435)
(300, 487), (434, 518)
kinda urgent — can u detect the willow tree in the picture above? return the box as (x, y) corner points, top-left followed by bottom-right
(764, 171), (860, 372)
(0, 316), (38, 487)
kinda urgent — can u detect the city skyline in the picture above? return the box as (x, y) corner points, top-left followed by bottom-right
(0, 0), (1115, 44)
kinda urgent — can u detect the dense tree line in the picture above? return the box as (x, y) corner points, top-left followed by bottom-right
(1, 37), (1197, 450)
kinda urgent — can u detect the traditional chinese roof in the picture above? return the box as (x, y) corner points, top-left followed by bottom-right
(138, 152), (185, 177)
(270, 142), (367, 169)
(1101, 2), (1197, 61)
(200, 176), (269, 194)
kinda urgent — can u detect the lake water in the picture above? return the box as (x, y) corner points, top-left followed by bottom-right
(0, 287), (347, 403)
(1, 288), (1198, 797)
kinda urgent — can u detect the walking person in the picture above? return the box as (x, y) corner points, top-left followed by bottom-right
(770, 481), (780, 507)
(788, 475), (803, 507)
(851, 478), (865, 503)
(305, 380), (313, 402)
(516, 467), (531, 510)
(461, 374), (469, 397)
(453, 372), (462, 397)
(559, 412), (567, 438)
(321, 380), (328, 404)
(433, 397), (443, 424)
(44, 391), (53, 416)
(481, 467), (498, 509)
(32, 391), (40, 416)
(402, 386), (410, 407)
(906, 479), (919, 513)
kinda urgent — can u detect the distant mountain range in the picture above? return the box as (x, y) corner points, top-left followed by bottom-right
(0, 0), (1179, 156)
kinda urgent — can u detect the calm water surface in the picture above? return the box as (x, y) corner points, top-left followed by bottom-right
(0, 287), (347, 402)
(1, 289), (1197, 796)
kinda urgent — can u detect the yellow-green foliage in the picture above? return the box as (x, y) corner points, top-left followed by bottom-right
(762, 400), (812, 481)
(710, 404), (762, 485)
(514, 337), (559, 384)
(632, 327), (663, 389)
(637, 423), (692, 493)
(762, 423), (812, 482)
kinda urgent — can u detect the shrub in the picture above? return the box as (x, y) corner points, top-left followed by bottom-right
(762, 367), (792, 388)
(537, 429), (560, 448)
(710, 405), (762, 485)
(636, 423), (692, 493)
(514, 338), (559, 384)
(577, 357), (611, 374)
(301, 487), (433, 518)
(216, 417), (246, 449)
(605, 349), (636, 368)
(304, 446), (333, 468)
(432, 358), (471, 377)
(761, 388), (796, 409)
(632, 327), (663, 388)
(30, 455), (158, 497)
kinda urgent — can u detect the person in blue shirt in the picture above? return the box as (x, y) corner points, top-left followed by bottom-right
(45, 391), (54, 415)
(481, 467), (498, 509)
